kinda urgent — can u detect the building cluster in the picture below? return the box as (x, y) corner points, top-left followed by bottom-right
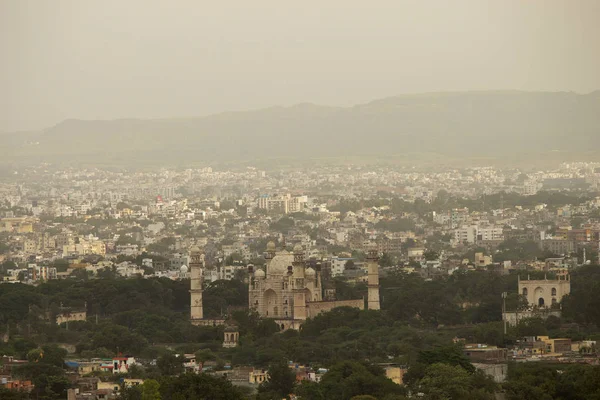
(188, 243), (380, 330)
(1, 162), (600, 395)
(455, 335), (599, 385)
(1, 164), (599, 311)
(1, 163), (599, 298)
(1, 164), (599, 265)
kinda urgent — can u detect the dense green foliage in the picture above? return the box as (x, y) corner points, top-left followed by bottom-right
(256, 360), (297, 400)
(0, 387), (30, 400)
(416, 363), (496, 400)
(504, 363), (600, 400)
(120, 373), (246, 400)
(2, 265), (600, 399)
(297, 361), (407, 400)
(2, 266), (600, 363)
(9, 344), (69, 400)
(561, 265), (600, 328)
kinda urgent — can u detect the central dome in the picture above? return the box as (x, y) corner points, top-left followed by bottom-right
(267, 251), (295, 275)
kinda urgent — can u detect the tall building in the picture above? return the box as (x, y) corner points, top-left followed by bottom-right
(189, 246), (204, 322)
(189, 246), (226, 327)
(367, 248), (381, 311)
(256, 194), (308, 214)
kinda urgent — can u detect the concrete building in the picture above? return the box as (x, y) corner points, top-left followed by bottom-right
(477, 227), (504, 242)
(170, 253), (190, 270)
(540, 239), (575, 255)
(330, 256), (353, 277)
(56, 310), (87, 325)
(455, 226), (478, 244)
(463, 344), (508, 363)
(257, 194), (308, 214)
(519, 274), (570, 308)
(474, 253), (493, 268)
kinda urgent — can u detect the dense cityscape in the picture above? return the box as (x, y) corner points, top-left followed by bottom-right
(3, 1), (600, 399)
(1, 162), (600, 399)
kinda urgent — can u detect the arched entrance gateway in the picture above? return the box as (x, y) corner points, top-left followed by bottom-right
(264, 289), (278, 317)
(534, 287), (544, 307)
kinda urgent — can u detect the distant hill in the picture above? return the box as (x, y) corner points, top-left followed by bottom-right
(2, 91), (599, 167)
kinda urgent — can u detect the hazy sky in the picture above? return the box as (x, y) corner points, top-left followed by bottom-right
(1, 0), (599, 132)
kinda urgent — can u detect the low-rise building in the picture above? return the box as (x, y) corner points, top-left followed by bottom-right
(463, 344), (508, 363)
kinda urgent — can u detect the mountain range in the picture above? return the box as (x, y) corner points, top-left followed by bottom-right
(2, 90), (599, 168)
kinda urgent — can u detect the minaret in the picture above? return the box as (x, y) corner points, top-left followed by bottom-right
(292, 244), (307, 321)
(315, 261), (323, 300)
(265, 241), (276, 275)
(292, 244), (306, 277)
(367, 247), (381, 310)
(190, 246), (204, 322)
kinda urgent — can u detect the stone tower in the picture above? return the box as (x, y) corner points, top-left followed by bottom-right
(292, 244), (308, 321)
(190, 246), (204, 322)
(366, 247), (380, 310)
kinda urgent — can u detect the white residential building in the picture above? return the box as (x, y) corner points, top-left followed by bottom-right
(454, 226), (478, 244)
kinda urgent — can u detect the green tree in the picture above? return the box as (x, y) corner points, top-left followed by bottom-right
(296, 381), (324, 400)
(379, 253), (395, 268)
(158, 373), (245, 399)
(417, 345), (475, 373)
(514, 318), (547, 337)
(270, 217), (295, 233)
(503, 363), (558, 400)
(257, 360), (297, 400)
(24, 345), (66, 370)
(119, 386), (142, 400)
(424, 250), (439, 261)
(51, 259), (70, 272)
(317, 361), (406, 400)
(0, 260), (17, 273)
(156, 353), (183, 376)
(88, 323), (149, 354)
(405, 345), (475, 386)
(140, 379), (161, 400)
(418, 363), (495, 400)
(0, 387), (29, 400)
(30, 373), (70, 400)
(27, 347), (45, 363)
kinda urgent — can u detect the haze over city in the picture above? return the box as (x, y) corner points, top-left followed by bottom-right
(2, 0), (600, 132)
(2, 2), (600, 400)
